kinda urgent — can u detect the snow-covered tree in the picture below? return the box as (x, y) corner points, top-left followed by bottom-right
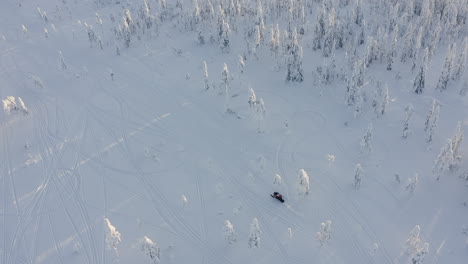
(394, 173), (401, 184)
(405, 225), (421, 255)
(360, 123), (373, 153)
(402, 104), (414, 139)
(59, 50), (67, 70)
(433, 122), (464, 178)
(450, 121), (464, 163)
(433, 140), (454, 180)
(386, 25), (398, 71)
(221, 63), (230, 94)
(248, 217), (261, 248)
(436, 44), (456, 92)
(238, 55), (245, 74)
(17, 97), (28, 115)
(354, 164), (363, 189)
(413, 65), (425, 94)
(411, 243), (429, 264)
(346, 59), (366, 110)
(270, 24), (281, 58)
(273, 174), (282, 185)
(2, 96), (18, 114)
(298, 169), (310, 195)
(316, 220), (332, 246)
(224, 220), (237, 244)
(413, 47), (429, 94)
(203, 61), (210, 90)
(286, 29), (304, 82)
(255, 98), (266, 132)
(104, 218), (121, 256)
(141, 236), (160, 264)
(452, 37), (467, 81)
(219, 19), (230, 52)
(406, 173), (418, 195)
(372, 82), (389, 117)
(424, 100), (441, 143)
(181, 194), (188, 207)
(221, 63), (231, 111)
(248, 87), (257, 108)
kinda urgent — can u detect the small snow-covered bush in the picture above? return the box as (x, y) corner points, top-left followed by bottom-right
(2, 96), (28, 115)
(248, 217), (261, 248)
(316, 220), (332, 246)
(141, 236), (160, 264)
(104, 218), (121, 256)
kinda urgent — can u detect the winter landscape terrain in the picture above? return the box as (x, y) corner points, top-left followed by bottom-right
(1, 0), (467, 263)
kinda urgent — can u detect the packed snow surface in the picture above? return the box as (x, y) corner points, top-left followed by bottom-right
(0, 0), (467, 264)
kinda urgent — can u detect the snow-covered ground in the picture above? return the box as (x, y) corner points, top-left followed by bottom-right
(1, 0), (467, 263)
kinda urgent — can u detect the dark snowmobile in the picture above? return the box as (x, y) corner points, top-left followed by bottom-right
(271, 192), (284, 203)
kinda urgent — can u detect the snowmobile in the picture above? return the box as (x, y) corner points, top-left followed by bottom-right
(271, 192), (284, 203)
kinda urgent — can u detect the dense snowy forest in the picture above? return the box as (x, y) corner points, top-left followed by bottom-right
(1, 0), (467, 263)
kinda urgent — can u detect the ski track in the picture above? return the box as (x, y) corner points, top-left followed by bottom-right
(87, 106), (233, 264)
(213, 164), (294, 264)
(195, 171), (208, 244)
(46, 208), (65, 264)
(286, 119), (395, 264)
(6, 103), (89, 264)
(270, 105), (387, 263)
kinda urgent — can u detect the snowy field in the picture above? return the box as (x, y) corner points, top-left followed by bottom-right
(1, 0), (467, 263)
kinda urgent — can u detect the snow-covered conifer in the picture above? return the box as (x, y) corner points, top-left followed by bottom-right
(248, 87), (257, 108)
(451, 121), (464, 161)
(452, 37), (467, 81)
(433, 140), (454, 180)
(255, 98), (266, 132)
(203, 61), (210, 90)
(373, 82), (389, 117)
(386, 25), (398, 71)
(270, 24), (281, 57)
(238, 55), (245, 74)
(286, 29), (304, 82)
(400, 24), (414, 63)
(273, 174), (282, 185)
(405, 225), (421, 255)
(327, 154), (336, 167)
(347, 59), (366, 108)
(354, 164), (363, 189)
(322, 8), (337, 58)
(312, 6), (326, 51)
(461, 80), (468, 96)
(360, 123), (373, 153)
(424, 100), (441, 143)
(413, 67), (425, 94)
(436, 44), (456, 92)
(402, 104), (414, 139)
(405, 173), (418, 195)
(59, 50), (67, 70)
(394, 173), (401, 184)
(17, 97), (28, 115)
(219, 19), (230, 52)
(411, 243), (429, 264)
(248, 218), (261, 248)
(181, 194), (188, 207)
(365, 37), (379, 67)
(224, 220), (237, 244)
(316, 220), (332, 246)
(221, 63), (230, 93)
(141, 236), (160, 264)
(104, 218), (121, 256)
(2, 96), (18, 113)
(298, 169), (310, 195)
